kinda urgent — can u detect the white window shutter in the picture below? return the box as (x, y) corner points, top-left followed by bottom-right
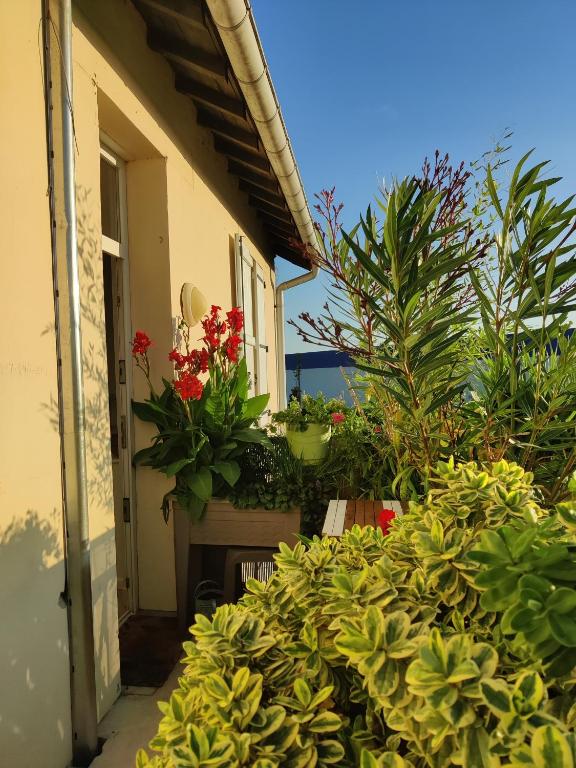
(234, 234), (257, 396)
(254, 263), (268, 399)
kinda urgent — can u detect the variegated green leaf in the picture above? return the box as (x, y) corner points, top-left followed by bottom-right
(530, 725), (574, 768)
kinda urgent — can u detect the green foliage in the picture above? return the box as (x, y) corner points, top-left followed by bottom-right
(469, 478), (576, 676)
(133, 355), (269, 520)
(273, 393), (345, 431)
(226, 437), (332, 537)
(294, 149), (576, 504)
(343, 177), (478, 476)
(463, 151), (576, 502)
(138, 460), (576, 767)
(228, 413), (397, 537)
(317, 407), (395, 500)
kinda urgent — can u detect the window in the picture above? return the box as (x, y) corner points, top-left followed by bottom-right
(234, 235), (268, 398)
(99, 145), (125, 257)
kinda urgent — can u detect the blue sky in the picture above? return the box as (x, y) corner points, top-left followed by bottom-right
(252, 0), (576, 352)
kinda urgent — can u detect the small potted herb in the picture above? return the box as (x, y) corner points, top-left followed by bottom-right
(272, 393), (345, 464)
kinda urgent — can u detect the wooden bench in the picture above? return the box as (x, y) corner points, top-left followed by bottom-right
(322, 499), (405, 537)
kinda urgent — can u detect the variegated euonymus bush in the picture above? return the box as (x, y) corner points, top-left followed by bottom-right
(138, 461), (576, 768)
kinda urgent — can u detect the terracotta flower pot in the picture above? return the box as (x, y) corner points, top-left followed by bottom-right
(286, 423), (332, 465)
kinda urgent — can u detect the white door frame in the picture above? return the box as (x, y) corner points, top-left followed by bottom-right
(100, 141), (138, 620)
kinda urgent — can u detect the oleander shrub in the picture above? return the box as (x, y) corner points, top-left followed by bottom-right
(137, 461), (576, 768)
(293, 151), (576, 503)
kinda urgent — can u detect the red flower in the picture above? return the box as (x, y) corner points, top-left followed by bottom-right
(202, 308), (226, 350)
(174, 371), (204, 401)
(331, 412), (345, 425)
(168, 349), (186, 368)
(198, 348), (209, 373)
(226, 307), (244, 334)
(224, 334), (242, 363)
(374, 425), (382, 433)
(205, 333), (219, 350)
(377, 507), (395, 536)
(132, 330), (152, 356)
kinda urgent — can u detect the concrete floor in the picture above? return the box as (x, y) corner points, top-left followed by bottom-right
(90, 662), (183, 768)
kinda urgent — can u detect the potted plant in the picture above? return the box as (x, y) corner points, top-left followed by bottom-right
(273, 393), (345, 465)
(131, 304), (270, 521)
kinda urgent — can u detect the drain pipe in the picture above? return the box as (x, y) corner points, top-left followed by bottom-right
(275, 263), (318, 409)
(205, 0), (316, 247)
(43, 1), (98, 763)
(205, 0), (319, 407)
(59, 0), (99, 760)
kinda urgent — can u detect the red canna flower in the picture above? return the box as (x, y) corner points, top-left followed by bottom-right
(202, 307), (226, 350)
(132, 330), (152, 356)
(224, 333), (242, 363)
(174, 371), (204, 401)
(226, 307), (244, 334)
(331, 412), (345, 425)
(377, 507), (395, 536)
(198, 348), (209, 373)
(168, 349), (186, 368)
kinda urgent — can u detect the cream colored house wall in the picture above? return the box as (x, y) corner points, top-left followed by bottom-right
(70, 0), (280, 712)
(0, 2), (73, 766)
(0, 0), (283, 755)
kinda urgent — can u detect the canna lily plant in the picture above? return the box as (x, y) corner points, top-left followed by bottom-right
(132, 305), (270, 520)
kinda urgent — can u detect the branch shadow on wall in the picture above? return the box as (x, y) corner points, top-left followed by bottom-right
(40, 185), (122, 718)
(78, 185), (115, 515)
(40, 188), (115, 514)
(0, 510), (72, 765)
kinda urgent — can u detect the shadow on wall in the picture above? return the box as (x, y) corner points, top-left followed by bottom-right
(40, 188), (114, 513)
(77, 188), (122, 712)
(78, 186), (115, 514)
(0, 510), (72, 768)
(40, 187), (121, 717)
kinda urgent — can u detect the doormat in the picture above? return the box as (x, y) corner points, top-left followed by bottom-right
(120, 614), (183, 688)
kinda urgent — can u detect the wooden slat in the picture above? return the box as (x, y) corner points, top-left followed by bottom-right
(268, 241), (307, 267)
(249, 197), (293, 223)
(322, 498), (407, 539)
(267, 237), (298, 253)
(375, 501), (383, 526)
(197, 110), (259, 149)
(214, 137), (270, 172)
(175, 75), (246, 118)
(363, 500), (369, 527)
(373, 500), (385, 528)
(228, 162), (279, 192)
(258, 214), (296, 236)
(147, 30), (227, 77)
(343, 499), (356, 532)
(355, 499), (365, 528)
(322, 500), (339, 536)
(239, 180), (287, 209)
(368, 500), (378, 528)
(266, 223), (298, 241)
(136, 0), (204, 27)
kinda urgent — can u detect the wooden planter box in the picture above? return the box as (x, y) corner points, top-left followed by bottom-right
(173, 499), (301, 629)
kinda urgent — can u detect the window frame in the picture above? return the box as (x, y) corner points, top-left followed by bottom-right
(234, 234), (269, 398)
